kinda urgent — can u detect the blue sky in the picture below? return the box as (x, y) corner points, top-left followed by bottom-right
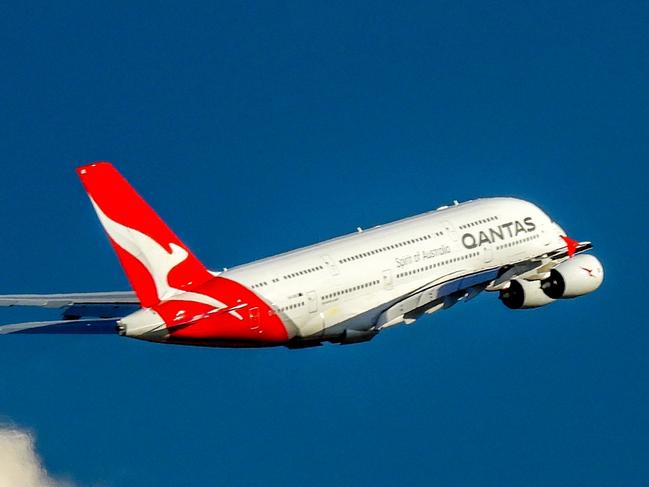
(0, 1), (648, 485)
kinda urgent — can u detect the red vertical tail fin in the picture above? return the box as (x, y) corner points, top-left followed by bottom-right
(77, 162), (213, 308)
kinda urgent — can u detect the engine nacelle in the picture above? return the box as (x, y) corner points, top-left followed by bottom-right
(499, 279), (555, 309)
(541, 254), (604, 299)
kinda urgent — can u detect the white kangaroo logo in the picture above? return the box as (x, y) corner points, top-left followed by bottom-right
(91, 198), (243, 320)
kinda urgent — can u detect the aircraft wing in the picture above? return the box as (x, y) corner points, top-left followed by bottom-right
(0, 318), (119, 334)
(0, 291), (140, 318)
(376, 240), (594, 329)
(0, 291), (138, 307)
(376, 266), (501, 329)
(487, 240), (593, 290)
(546, 240), (592, 260)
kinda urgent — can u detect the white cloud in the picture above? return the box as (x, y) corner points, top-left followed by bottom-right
(0, 426), (73, 487)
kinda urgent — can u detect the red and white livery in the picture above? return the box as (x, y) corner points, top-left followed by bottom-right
(0, 163), (604, 348)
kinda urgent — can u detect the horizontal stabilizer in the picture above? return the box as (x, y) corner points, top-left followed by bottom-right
(0, 318), (119, 335)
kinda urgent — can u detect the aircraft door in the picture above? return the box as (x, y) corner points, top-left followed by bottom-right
(382, 269), (393, 290)
(306, 291), (318, 313)
(249, 306), (260, 323)
(540, 222), (552, 247)
(482, 246), (493, 264)
(322, 255), (339, 276)
(443, 220), (458, 242)
(303, 291), (324, 337)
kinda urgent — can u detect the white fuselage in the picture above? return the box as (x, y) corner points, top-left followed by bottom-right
(222, 197), (566, 339)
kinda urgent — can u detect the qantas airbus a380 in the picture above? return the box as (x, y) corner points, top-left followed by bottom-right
(0, 163), (603, 347)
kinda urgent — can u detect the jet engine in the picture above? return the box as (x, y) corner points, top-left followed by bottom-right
(499, 279), (555, 309)
(541, 254), (604, 299)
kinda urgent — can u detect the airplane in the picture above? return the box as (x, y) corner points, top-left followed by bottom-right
(0, 162), (604, 348)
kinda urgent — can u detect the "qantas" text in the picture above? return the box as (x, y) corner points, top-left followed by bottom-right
(461, 217), (536, 249)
